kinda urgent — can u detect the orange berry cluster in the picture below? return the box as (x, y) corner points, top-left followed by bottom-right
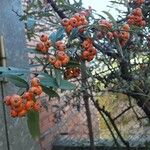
(127, 8), (146, 27)
(98, 19), (112, 30)
(4, 77), (42, 118)
(64, 67), (80, 79)
(134, 0), (145, 5)
(36, 34), (51, 53)
(97, 22), (130, 47)
(81, 38), (97, 62)
(48, 41), (70, 69)
(61, 13), (88, 33)
(119, 24), (130, 47)
(97, 19), (114, 40)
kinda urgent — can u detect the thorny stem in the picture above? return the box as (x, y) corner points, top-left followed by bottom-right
(81, 61), (95, 150)
(93, 100), (130, 149)
(87, 82), (120, 147)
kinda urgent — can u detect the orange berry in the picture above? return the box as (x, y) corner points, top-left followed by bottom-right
(82, 19), (88, 25)
(18, 109), (27, 117)
(44, 40), (51, 49)
(55, 41), (66, 51)
(87, 47), (97, 55)
(13, 104), (25, 113)
(133, 16), (143, 22)
(33, 102), (42, 112)
(55, 41), (63, 47)
(80, 15), (86, 22)
(122, 24), (130, 31)
(61, 56), (70, 65)
(87, 55), (94, 62)
(82, 40), (92, 49)
(40, 34), (48, 42)
(82, 50), (90, 59)
(30, 86), (42, 96)
(57, 51), (66, 60)
(61, 18), (70, 26)
(66, 25), (73, 33)
(10, 109), (18, 118)
(107, 32), (114, 40)
(25, 101), (34, 111)
(77, 21), (83, 26)
(119, 31), (130, 40)
(10, 95), (23, 107)
(4, 96), (11, 106)
(58, 44), (66, 51)
(36, 42), (45, 51)
(49, 55), (56, 65)
(73, 13), (82, 21)
(40, 46), (49, 53)
(53, 60), (62, 69)
(22, 92), (33, 101)
(69, 17), (78, 27)
(31, 77), (40, 87)
(98, 19), (112, 29)
(133, 8), (142, 16)
(127, 19), (134, 25)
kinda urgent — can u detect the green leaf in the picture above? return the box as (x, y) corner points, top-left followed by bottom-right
(0, 67), (28, 76)
(49, 27), (65, 44)
(39, 73), (58, 88)
(60, 80), (76, 90)
(102, 11), (117, 26)
(69, 28), (79, 40)
(66, 60), (80, 67)
(5, 74), (29, 88)
(56, 27), (65, 41)
(27, 111), (40, 140)
(42, 85), (59, 98)
(27, 17), (36, 30)
(60, 4), (76, 12)
(49, 32), (57, 44)
(54, 69), (62, 86)
(34, 56), (44, 65)
(38, 12), (54, 18)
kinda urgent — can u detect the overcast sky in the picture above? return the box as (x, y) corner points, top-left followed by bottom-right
(82, 0), (126, 19)
(82, 0), (110, 13)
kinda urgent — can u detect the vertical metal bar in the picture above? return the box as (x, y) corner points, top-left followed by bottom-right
(0, 35), (10, 150)
(0, 36), (6, 67)
(0, 82), (10, 150)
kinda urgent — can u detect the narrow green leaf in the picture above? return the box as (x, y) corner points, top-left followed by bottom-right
(66, 60), (81, 67)
(60, 80), (76, 90)
(56, 27), (65, 41)
(39, 73), (58, 88)
(69, 28), (79, 40)
(27, 111), (40, 140)
(0, 67), (28, 76)
(49, 32), (57, 44)
(34, 56), (44, 65)
(5, 74), (28, 88)
(42, 85), (59, 98)
(54, 69), (62, 86)
(102, 11), (117, 26)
